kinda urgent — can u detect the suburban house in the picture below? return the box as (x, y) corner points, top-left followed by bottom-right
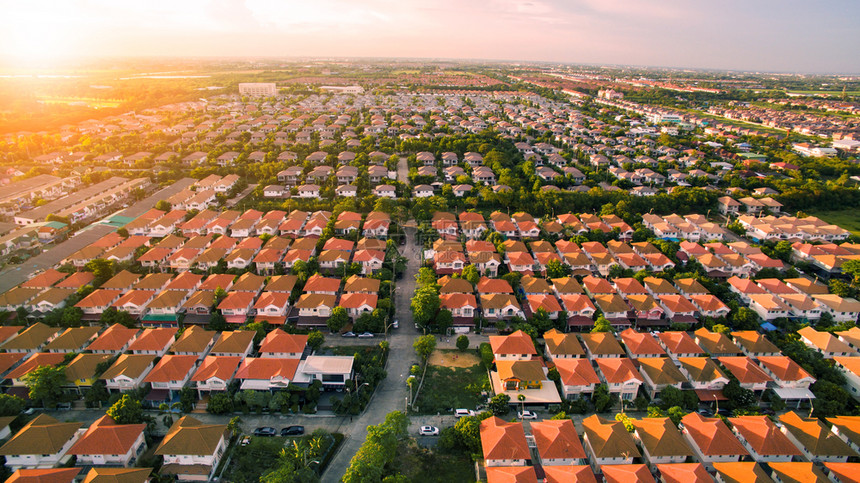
(67, 415), (147, 468)
(581, 415), (641, 474)
(0, 414), (81, 470)
(632, 417), (693, 469)
(531, 419), (587, 466)
(234, 357), (301, 391)
(679, 413), (749, 470)
(101, 354), (156, 392)
(553, 357), (600, 400)
(480, 417), (529, 467)
(729, 415), (803, 462)
(155, 416), (228, 482)
(778, 411), (858, 463)
(191, 356), (242, 397)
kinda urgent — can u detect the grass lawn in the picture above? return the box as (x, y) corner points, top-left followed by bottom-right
(395, 441), (475, 483)
(807, 209), (860, 236)
(224, 436), (287, 483)
(414, 351), (490, 414)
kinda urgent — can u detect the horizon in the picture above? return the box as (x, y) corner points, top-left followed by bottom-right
(1, 0), (858, 74)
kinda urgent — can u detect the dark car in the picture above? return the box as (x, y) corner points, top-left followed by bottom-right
(253, 427), (277, 437)
(281, 425), (305, 436)
(716, 408), (733, 418)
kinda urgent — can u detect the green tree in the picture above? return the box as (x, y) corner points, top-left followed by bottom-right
(155, 200), (172, 212)
(593, 383), (614, 412)
(615, 412), (634, 432)
(488, 393), (511, 416)
(207, 393), (234, 415)
(461, 264), (480, 285)
(84, 258), (115, 285)
(479, 342), (494, 369)
(410, 285), (440, 329)
(842, 259), (860, 283)
(107, 394), (144, 424)
(0, 394), (25, 416)
(435, 309), (453, 333)
(22, 365), (66, 408)
(327, 306), (349, 333)
(712, 323), (731, 335)
(413, 334), (436, 364)
(545, 259), (570, 279)
(456, 335), (469, 352)
(307, 330), (325, 352)
(209, 311), (227, 331)
(592, 316), (612, 333)
(83, 380), (110, 408)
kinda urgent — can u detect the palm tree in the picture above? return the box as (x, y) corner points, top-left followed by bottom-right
(518, 394), (526, 418)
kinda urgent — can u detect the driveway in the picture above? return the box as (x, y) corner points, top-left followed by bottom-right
(321, 225), (421, 482)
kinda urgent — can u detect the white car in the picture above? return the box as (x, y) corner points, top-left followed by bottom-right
(418, 425), (439, 436)
(454, 409), (476, 418)
(518, 411), (538, 420)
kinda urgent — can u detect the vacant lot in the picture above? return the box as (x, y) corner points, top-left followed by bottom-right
(428, 349), (480, 368)
(414, 350), (489, 415)
(396, 441), (475, 483)
(808, 209), (860, 236)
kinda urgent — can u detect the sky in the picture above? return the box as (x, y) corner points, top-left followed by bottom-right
(1, 0), (858, 73)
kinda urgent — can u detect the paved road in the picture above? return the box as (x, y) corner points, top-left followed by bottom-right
(0, 178), (197, 295)
(321, 225), (421, 482)
(397, 156), (409, 183)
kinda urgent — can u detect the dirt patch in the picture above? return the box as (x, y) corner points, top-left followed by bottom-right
(428, 350), (480, 368)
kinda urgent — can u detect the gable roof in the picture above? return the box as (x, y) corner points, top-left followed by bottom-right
(68, 415), (146, 457)
(542, 466), (596, 483)
(86, 324), (139, 352)
(0, 414), (81, 456)
(1, 322), (57, 351)
(601, 464), (655, 483)
(100, 354), (156, 380)
(489, 330), (536, 356)
(531, 419), (586, 460)
(127, 327), (177, 352)
(580, 332), (625, 356)
(655, 463), (712, 483)
(191, 356), (242, 382)
(581, 414), (640, 459)
(718, 357), (773, 384)
(480, 416), (530, 461)
(155, 415), (226, 456)
(6, 468), (81, 483)
(543, 329), (584, 356)
(619, 329), (665, 356)
(260, 329), (308, 354)
(144, 355), (198, 383)
(637, 357), (687, 385)
(680, 412), (748, 457)
(712, 462), (772, 483)
(632, 417), (692, 458)
(779, 411), (858, 459)
(81, 468), (152, 483)
(729, 415), (802, 457)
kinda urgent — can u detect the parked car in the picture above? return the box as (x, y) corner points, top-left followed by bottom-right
(241, 436), (251, 446)
(696, 408), (714, 417)
(253, 427), (276, 437)
(419, 426), (439, 436)
(717, 408), (733, 418)
(392, 319), (399, 329)
(358, 332), (374, 338)
(518, 410), (538, 420)
(341, 331), (357, 338)
(281, 426), (305, 436)
(454, 409), (476, 418)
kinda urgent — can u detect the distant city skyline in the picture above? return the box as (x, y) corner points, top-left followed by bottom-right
(1, 0), (858, 73)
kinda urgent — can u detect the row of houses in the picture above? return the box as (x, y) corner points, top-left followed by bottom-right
(479, 413), (860, 483)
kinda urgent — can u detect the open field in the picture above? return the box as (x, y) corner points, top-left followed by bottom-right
(428, 349), (480, 368)
(396, 442), (475, 483)
(807, 209), (860, 236)
(414, 350), (489, 414)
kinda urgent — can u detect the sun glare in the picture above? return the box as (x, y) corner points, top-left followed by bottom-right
(2, 13), (79, 66)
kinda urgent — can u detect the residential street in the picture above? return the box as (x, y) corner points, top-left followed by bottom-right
(321, 223), (421, 482)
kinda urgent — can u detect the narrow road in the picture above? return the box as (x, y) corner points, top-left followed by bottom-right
(321, 225), (420, 482)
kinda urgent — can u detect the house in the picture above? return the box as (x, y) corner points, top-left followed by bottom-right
(581, 415), (641, 473)
(0, 414), (81, 470)
(632, 417), (693, 468)
(729, 415), (803, 462)
(62, 353), (112, 393)
(75, 289), (124, 317)
(87, 324), (139, 354)
(101, 354), (156, 392)
(798, 326), (857, 358)
(234, 357), (300, 391)
(209, 330), (254, 357)
(654, 463), (712, 483)
(413, 184), (434, 198)
(618, 329), (666, 358)
(757, 356), (816, 405)
(0, 322), (58, 353)
(191, 356), (242, 397)
(532, 419), (587, 466)
(679, 413), (748, 470)
(145, 355), (198, 400)
(554, 357), (600, 400)
(480, 294), (524, 320)
(128, 328), (177, 356)
(731, 330), (781, 358)
(155, 416), (228, 482)
(494, 359), (547, 392)
(489, 330), (537, 361)
(595, 357), (643, 401)
(5, 352), (66, 386)
(677, 357), (730, 393)
(253, 292), (292, 319)
(480, 417), (529, 467)
(217, 292), (256, 323)
(293, 355), (355, 390)
(637, 357), (688, 398)
(295, 294), (336, 318)
(748, 293), (791, 321)
(580, 332), (625, 359)
(718, 356), (772, 394)
(813, 294), (860, 323)
(67, 415), (147, 468)
(768, 462), (831, 483)
(778, 410), (857, 463)
(712, 462), (772, 483)
(693, 328), (742, 357)
(259, 330), (307, 358)
(6, 468), (81, 483)
(542, 329), (584, 359)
